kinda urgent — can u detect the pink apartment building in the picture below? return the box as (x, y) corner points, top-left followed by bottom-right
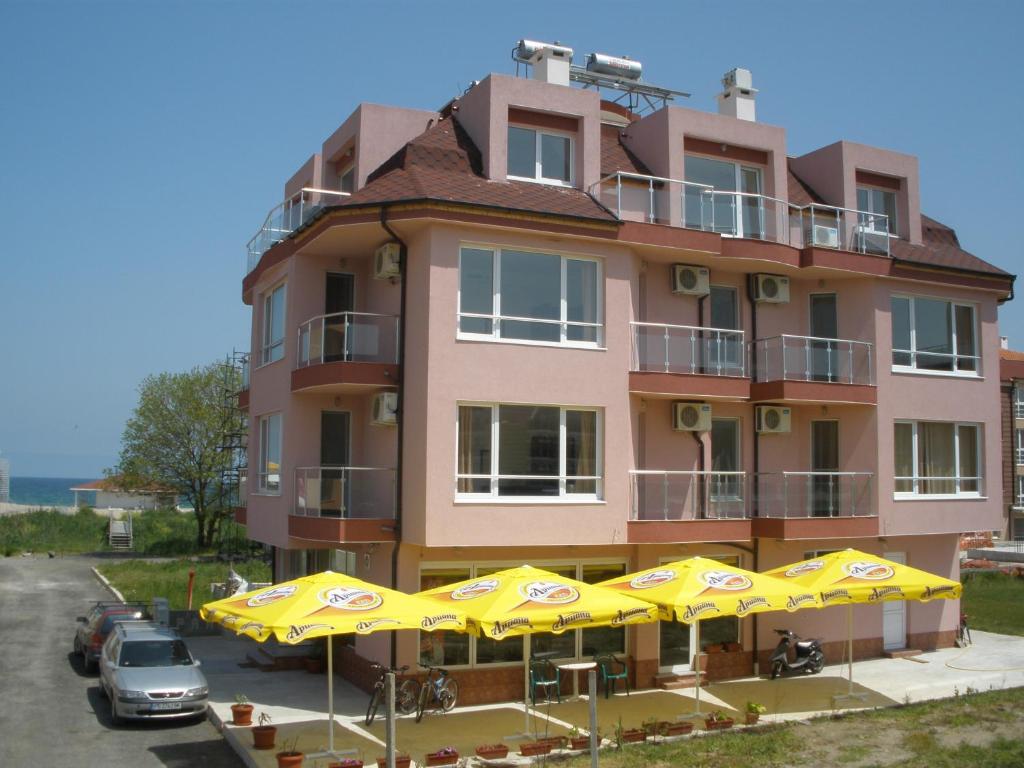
(236, 46), (1015, 703)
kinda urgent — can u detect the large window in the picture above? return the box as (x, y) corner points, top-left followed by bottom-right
(684, 155), (764, 238)
(261, 283), (286, 365)
(891, 296), (977, 374)
(857, 186), (896, 235)
(457, 404), (601, 500)
(258, 413), (282, 494)
(894, 421), (981, 497)
(419, 561), (625, 668)
(507, 126), (573, 185)
(458, 247), (602, 347)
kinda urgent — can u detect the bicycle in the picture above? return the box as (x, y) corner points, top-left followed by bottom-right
(365, 663), (420, 725)
(415, 665), (459, 722)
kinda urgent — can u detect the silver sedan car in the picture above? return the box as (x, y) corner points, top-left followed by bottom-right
(99, 622), (208, 724)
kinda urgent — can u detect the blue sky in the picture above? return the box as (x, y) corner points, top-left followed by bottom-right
(1, 0), (1021, 477)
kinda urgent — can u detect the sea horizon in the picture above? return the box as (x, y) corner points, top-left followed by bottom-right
(7, 476), (100, 507)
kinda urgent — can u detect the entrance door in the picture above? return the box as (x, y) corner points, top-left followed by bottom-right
(709, 418), (741, 517)
(320, 411), (351, 518)
(324, 273), (355, 363)
(810, 421), (839, 517)
(882, 552), (907, 650)
(706, 285), (742, 375)
(809, 294), (839, 382)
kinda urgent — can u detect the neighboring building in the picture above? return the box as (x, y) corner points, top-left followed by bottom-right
(0, 456), (9, 502)
(70, 477), (175, 510)
(235, 44), (1015, 702)
(1000, 344), (1024, 539)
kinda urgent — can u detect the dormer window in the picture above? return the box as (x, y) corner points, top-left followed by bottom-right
(857, 186), (896, 236)
(507, 126), (573, 186)
(339, 164), (355, 194)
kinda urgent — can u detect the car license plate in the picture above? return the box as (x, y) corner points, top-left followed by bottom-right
(151, 702), (182, 711)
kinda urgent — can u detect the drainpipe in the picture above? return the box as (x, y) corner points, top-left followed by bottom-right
(380, 206), (408, 669)
(745, 274), (761, 675)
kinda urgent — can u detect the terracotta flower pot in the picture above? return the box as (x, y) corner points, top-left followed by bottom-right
(231, 703), (254, 726)
(704, 718), (734, 731)
(569, 737), (591, 751)
(537, 736), (566, 750)
(518, 742), (553, 757)
(745, 712), (760, 725)
(328, 760), (363, 768)
(376, 755), (411, 768)
(253, 725), (277, 750)
(659, 721), (693, 737)
(475, 745), (509, 760)
(425, 750), (459, 766)
(620, 728), (647, 744)
(276, 751), (304, 768)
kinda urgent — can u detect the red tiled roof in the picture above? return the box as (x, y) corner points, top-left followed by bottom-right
(601, 124), (652, 177)
(1001, 348), (1024, 362)
(787, 166), (824, 206)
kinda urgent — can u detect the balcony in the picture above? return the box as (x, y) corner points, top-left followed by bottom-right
(233, 468), (248, 525)
(246, 188), (350, 274)
(629, 322), (749, 400)
(627, 470), (751, 543)
(751, 335), (876, 404)
(593, 172), (892, 256)
(292, 312), (400, 393)
(290, 466), (397, 543)
(752, 472), (877, 539)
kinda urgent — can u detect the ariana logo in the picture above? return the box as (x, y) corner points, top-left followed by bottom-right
(785, 561), (824, 578)
(240, 621), (265, 634)
(785, 593), (817, 610)
(319, 586), (383, 611)
(451, 579), (499, 601)
(286, 623), (331, 641)
(629, 570), (676, 589)
(700, 570), (752, 591)
(842, 561), (895, 581)
(682, 601), (719, 621)
(735, 596), (769, 616)
(355, 618), (400, 633)
(611, 607), (653, 625)
(923, 585), (956, 600)
(246, 585), (297, 608)
(519, 581), (579, 605)
(421, 613), (460, 629)
(552, 611), (593, 631)
(868, 586), (904, 602)
(490, 616), (532, 637)
(821, 588), (852, 604)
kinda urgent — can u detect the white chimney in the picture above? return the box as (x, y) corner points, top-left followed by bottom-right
(1001, 336), (1009, 350)
(717, 68), (757, 121)
(516, 39), (574, 87)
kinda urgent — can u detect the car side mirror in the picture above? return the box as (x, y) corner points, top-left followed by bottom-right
(193, 660), (201, 667)
(76, 616), (86, 623)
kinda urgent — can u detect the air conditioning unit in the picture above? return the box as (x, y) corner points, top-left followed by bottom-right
(808, 224), (839, 248)
(673, 402), (712, 432)
(756, 406), (791, 434)
(672, 264), (710, 296)
(753, 274), (790, 304)
(373, 243), (402, 280)
(371, 392), (399, 426)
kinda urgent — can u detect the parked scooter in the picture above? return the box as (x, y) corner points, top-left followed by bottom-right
(769, 629), (824, 679)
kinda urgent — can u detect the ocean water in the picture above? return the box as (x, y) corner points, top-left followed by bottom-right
(8, 477), (97, 507)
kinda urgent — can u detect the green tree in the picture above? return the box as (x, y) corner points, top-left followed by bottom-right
(115, 361), (245, 549)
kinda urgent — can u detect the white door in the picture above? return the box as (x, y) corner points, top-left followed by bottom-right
(882, 552), (907, 650)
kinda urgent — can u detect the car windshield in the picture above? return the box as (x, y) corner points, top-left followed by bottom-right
(118, 639), (193, 667)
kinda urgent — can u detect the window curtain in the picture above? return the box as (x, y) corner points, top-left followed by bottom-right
(958, 425), (979, 492)
(567, 410), (596, 494)
(894, 423), (914, 492)
(457, 406), (489, 494)
(919, 422), (955, 494)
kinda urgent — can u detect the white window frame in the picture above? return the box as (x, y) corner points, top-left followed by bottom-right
(1015, 387), (1024, 419)
(857, 185), (897, 236)
(261, 282), (287, 366)
(257, 412), (282, 495)
(419, 558), (628, 668)
(893, 419), (983, 499)
(1016, 476), (1024, 509)
(454, 402), (603, 503)
(506, 125), (575, 187)
(890, 294), (980, 377)
(1016, 428), (1024, 467)
(457, 245), (604, 349)
(339, 163), (355, 194)
(684, 154), (765, 239)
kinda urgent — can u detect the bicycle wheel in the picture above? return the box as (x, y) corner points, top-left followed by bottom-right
(438, 678), (459, 713)
(397, 679), (420, 715)
(365, 685), (382, 726)
(415, 679), (430, 723)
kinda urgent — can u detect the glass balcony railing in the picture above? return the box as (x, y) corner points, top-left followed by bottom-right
(631, 322), (745, 377)
(240, 354), (250, 391)
(629, 470), (748, 521)
(752, 335), (874, 386)
(591, 172), (891, 256)
(236, 469), (247, 507)
(294, 466), (397, 519)
(297, 312), (400, 367)
(755, 472), (874, 518)
(246, 188), (350, 274)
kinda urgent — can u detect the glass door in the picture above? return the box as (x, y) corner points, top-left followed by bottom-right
(709, 418), (741, 515)
(706, 285), (742, 374)
(324, 273), (355, 363)
(320, 411), (351, 518)
(810, 421), (839, 517)
(809, 294), (838, 382)
(740, 166), (764, 239)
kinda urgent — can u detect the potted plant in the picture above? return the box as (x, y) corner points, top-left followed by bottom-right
(376, 755), (411, 768)
(620, 727), (647, 744)
(328, 759), (363, 768)
(253, 712), (277, 750)
(567, 726), (590, 751)
(658, 720), (694, 739)
(474, 744), (509, 760)
(745, 701), (766, 725)
(518, 741), (553, 757)
(231, 693), (254, 726)
(703, 710), (734, 731)
(642, 716), (660, 742)
(424, 746), (459, 766)
(276, 736), (304, 768)
(537, 735), (567, 750)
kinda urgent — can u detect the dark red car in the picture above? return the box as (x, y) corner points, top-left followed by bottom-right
(73, 602), (147, 672)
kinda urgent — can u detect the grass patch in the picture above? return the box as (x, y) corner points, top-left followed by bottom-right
(961, 571), (1024, 636)
(98, 558), (271, 609)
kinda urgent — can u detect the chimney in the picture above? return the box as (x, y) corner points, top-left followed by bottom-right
(717, 68), (757, 121)
(516, 39), (574, 87)
(1001, 336), (1009, 350)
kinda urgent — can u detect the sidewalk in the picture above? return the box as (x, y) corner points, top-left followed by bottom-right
(191, 630), (1024, 768)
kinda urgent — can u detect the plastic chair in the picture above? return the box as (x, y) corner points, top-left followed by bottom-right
(595, 653), (630, 698)
(528, 658), (561, 706)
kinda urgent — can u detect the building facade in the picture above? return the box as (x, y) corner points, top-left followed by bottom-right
(235, 49), (1014, 703)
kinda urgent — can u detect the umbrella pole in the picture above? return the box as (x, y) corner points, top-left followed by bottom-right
(695, 620), (701, 713)
(328, 634), (335, 753)
(523, 634), (531, 737)
(832, 604), (868, 705)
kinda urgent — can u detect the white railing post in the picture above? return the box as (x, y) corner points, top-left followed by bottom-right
(616, 174), (622, 220)
(661, 473), (669, 521)
(648, 178), (655, 224)
(664, 326), (670, 373)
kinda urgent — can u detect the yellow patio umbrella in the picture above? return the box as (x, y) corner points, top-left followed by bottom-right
(415, 564), (659, 732)
(202, 571), (468, 760)
(597, 557), (822, 713)
(763, 548), (962, 698)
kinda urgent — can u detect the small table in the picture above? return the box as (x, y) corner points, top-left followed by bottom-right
(557, 661), (597, 700)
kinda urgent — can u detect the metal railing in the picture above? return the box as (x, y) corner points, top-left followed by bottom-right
(753, 335), (874, 385)
(591, 172), (891, 256)
(246, 188), (350, 273)
(297, 312), (400, 367)
(629, 470), (748, 521)
(294, 466), (397, 519)
(756, 472), (874, 518)
(631, 322), (745, 377)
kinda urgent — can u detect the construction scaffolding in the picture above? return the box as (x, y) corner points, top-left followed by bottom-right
(216, 350), (250, 559)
